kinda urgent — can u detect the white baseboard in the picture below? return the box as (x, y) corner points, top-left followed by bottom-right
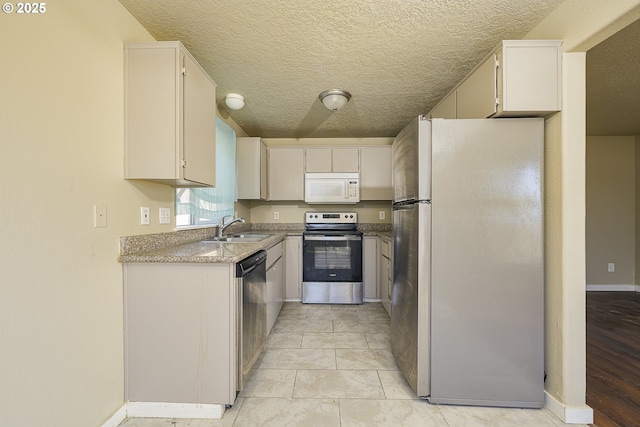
(126, 401), (225, 420)
(545, 392), (593, 424)
(101, 405), (127, 427)
(586, 284), (638, 292)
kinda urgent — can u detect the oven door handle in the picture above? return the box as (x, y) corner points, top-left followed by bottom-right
(304, 235), (362, 241)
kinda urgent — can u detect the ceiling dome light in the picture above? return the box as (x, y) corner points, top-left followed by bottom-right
(225, 93), (245, 110)
(319, 89), (351, 111)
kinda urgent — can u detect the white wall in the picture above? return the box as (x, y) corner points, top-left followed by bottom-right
(586, 136), (636, 287)
(525, 0), (640, 421)
(0, 1), (178, 425)
(249, 201), (391, 224)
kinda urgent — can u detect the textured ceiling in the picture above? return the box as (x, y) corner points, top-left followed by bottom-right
(587, 18), (640, 136)
(119, 0), (567, 138)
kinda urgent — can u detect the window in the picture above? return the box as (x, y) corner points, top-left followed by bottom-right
(176, 117), (236, 227)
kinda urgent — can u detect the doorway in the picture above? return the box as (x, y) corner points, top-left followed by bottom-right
(585, 17), (640, 426)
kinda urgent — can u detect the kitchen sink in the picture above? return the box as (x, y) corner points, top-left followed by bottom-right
(204, 233), (274, 243)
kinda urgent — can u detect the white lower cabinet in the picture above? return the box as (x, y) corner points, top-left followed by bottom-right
(363, 236), (378, 301)
(266, 242), (284, 333)
(285, 236), (302, 301)
(379, 237), (392, 315)
(124, 263), (237, 407)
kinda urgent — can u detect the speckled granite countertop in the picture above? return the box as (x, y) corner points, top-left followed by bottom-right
(119, 223), (390, 264)
(118, 231), (297, 264)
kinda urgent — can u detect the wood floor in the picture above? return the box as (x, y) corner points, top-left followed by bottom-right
(587, 291), (640, 427)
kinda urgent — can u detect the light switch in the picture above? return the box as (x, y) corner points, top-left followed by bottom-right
(94, 204), (107, 228)
(159, 207), (171, 224)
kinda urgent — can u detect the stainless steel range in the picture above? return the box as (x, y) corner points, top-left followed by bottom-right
(302, 211), (363, 304)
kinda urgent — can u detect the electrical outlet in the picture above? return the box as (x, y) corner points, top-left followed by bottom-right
(159, 207), (171, 224)
(94, 204), (107, 228)
(274, 211), (280, 220)
(140, 207), (150, 225)
(608, 262), (615, 273)
(379, 210), (386, 220)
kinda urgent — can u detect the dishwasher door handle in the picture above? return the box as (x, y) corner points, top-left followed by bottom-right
(239, 262), (260, 275)
(236, 250), (268, 277)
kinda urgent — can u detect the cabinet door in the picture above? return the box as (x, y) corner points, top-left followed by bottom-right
(236, 137), (261, 199)
(182, 52), (217, 186)
(124, 45), (178, 182)
(266, 242), (285, 333)
(124, 42), (216, 187)
(285, 236), (302, 300)
(456, 55), (497, 119)
(363, 236), (378, 300)
(125, 263), (236, 405)
(260, 141), (268, 200)
(497, 41), (562, 115)
(274, 256), (284, 316)
(333, 148), (359, 172)
(269, 148), (304, 200)
(305, 148), (332, 172)
(379, 238), (392, 315)
(305, 147), (359, 172)
(266, 258), (283, 334)
(360, 146), (392, 200)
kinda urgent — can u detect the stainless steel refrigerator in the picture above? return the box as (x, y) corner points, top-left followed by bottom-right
(391, 116), (544, 408)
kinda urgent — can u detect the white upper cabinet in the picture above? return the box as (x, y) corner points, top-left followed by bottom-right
(429, 40), (562, 119)
(494, 40), (562, 116)
(305, 148), (332, 172)
(124, 41), (217, 187)
(360, 146), (393, 200)
(237, 140), (392, 201)
(236, 137), (265, 199)
(305, 147), (359, 172)
(267, 147), (304, 201)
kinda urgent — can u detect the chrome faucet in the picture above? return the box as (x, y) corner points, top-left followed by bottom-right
(218, 215), (246, 237)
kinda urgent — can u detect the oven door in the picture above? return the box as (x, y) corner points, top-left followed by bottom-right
(302, 234), (363, 304)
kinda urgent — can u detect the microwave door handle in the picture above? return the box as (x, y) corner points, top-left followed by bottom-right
(345, 181), (349, 199)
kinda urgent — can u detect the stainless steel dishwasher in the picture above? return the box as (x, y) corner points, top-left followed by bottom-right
(236, 250), (267, 392)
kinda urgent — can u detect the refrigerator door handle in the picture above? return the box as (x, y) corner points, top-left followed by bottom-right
(393, 197), (414, 205)
(393, 200), (430, 210)
(392, 202), (414, 211)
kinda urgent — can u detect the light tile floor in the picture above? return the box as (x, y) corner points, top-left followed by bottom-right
(119, 302), (589, 427)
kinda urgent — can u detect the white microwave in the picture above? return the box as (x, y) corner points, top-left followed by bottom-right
(304, 173), (360, 204)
